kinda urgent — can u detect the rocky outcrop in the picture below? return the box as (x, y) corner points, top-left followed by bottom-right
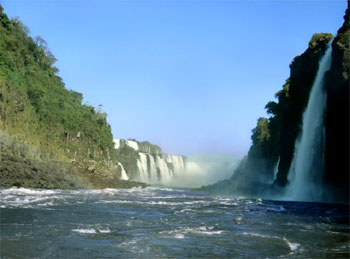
(114, 139), (162, 154)
(0, 132), (146, 189)
(324, 6), (350, 200)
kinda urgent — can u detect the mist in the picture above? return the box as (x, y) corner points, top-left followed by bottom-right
(168, 154), (240, 188)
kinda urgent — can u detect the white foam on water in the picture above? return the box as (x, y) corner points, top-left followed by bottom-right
(242, 232), (300, 252)
(145, 186), (174, 192)
(161, 226), (224, 237)
(148, 201), (179, 206)
(283, 237), (300, 251)
(72, 228), (97, 234)
(235, 217), (243, 223)
(72, 228), (111, 234)
(89, 188), (123, 195)
(0, 190), (63, 208)
(174, 208), (195, 214)
(1, 187), (57, 195)
(242, 232), (275, 239)
(174, 234), (185, 239)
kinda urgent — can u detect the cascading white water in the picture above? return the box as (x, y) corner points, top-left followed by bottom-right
(135, 152), (187, 185)
(114, 138), (238, 187)
(272, 157), (280, 184)
(137, 153), (149, 183)
(148, 155), (158, 184)
(115, 138), (187, 186)
(286, 41), (333, 202)
(156, 155), (174, 184)
(117, 162), (129, 180)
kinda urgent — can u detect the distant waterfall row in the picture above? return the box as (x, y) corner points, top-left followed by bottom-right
(114, 139), (187, 185)
(137, 153), (186, 185)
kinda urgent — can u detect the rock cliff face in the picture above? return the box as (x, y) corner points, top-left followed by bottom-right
(324, 7), (349, 200)
(274, 33), (333, 187)
(203, 6), (349, 203)
(114, 139), (187, 185)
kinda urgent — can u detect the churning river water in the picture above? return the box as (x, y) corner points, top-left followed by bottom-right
(0, 187), (349, 258)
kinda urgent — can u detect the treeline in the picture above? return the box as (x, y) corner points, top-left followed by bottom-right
(0, 6), (116, 165)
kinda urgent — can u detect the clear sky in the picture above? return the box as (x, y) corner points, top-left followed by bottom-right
(2, 0), (347, 157)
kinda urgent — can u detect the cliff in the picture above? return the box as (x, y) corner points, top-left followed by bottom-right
(203, 6), (349, 203)
(324, 6), (349, 200)
(0, 7), (144, 189)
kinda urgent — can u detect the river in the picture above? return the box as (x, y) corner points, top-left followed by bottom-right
(0, 187), (349, 258)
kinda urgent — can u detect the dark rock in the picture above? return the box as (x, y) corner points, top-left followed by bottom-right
(323, 6), (350, 202)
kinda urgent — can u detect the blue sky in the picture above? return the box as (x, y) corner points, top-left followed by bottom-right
(2, 0), (347, 157)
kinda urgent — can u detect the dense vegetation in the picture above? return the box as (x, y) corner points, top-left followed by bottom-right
(0, 6), (115, 163)
(0, 6), (142, 188)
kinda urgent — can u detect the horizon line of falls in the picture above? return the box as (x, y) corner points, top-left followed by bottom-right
(113, 139), (239, 187)
(137, 153), (187, 186)
(113, 139), (187, 186)
(285, 40), (333, 202)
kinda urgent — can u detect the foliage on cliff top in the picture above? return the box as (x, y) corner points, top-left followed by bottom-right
(308, 33), (333, 49)
(0, 6), (116, 164)
(241, 31), (333, 188)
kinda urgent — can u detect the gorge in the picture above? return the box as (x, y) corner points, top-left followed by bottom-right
(0, 4), (348, 201)
(0, 2), (349, 258)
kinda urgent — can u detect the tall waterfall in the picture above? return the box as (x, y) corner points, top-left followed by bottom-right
(272, 157), (280, 184)
(286, 41), (333, 202)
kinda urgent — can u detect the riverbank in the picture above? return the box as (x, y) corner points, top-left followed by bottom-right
(0, 132), (146, 189)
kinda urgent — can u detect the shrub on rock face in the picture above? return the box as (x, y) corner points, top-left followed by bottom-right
(308, 33), (333, 49)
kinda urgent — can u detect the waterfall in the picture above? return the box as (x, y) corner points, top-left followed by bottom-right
(149, 155), (158, 184)
(115, 138), (188, 186)
(114, 138), (239, 187)
(134, 152), (187, 185)
(117, 162), (129, 180)
(286, 41), (333, 202)
(137, 153), (149, 183)
(113, 139), (139, 150)
(272, 157), (280, 183)
(156, 155), (173, 184)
